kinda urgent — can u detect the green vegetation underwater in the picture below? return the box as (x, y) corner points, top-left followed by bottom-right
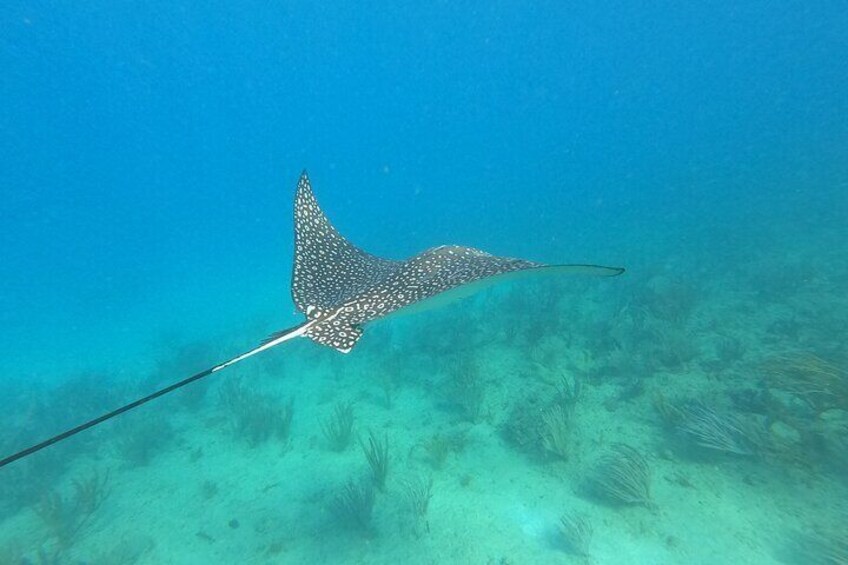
(1, 2), (846, 564)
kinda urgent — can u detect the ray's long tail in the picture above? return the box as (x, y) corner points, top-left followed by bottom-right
(0, 322), (309, 469)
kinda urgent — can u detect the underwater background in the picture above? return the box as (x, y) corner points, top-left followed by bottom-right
(1, 1), (846, 563)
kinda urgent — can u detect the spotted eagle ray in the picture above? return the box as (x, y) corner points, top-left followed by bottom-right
(0, 171), (623, 468)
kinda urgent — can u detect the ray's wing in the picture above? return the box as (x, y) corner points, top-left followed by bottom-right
(291, 172), (401, 313)
(336, 245), (624, 325)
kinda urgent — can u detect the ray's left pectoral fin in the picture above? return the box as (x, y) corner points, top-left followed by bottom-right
(305, 322), (364, 353)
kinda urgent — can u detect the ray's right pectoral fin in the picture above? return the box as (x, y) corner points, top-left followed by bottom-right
(304, 322), (364, 353)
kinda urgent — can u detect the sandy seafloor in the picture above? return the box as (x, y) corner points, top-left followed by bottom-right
(1, 225), (846, 565)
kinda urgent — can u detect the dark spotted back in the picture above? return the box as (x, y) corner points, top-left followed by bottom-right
(289, 172), (623, 352)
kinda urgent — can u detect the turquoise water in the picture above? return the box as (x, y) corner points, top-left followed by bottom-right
(1, 2), (846, 563)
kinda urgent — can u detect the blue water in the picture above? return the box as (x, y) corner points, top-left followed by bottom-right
(1, 2), (846, 563)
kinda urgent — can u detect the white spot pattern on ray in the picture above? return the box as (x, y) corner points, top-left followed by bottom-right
(290, 172), (622, 352)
